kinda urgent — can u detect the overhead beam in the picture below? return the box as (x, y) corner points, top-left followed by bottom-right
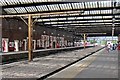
(37, 18), (120, 23)
(38, 13), (120, 19)
(52, 24), (120, 26)
(41, 21), (120, 25)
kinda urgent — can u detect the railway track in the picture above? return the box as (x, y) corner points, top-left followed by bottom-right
(2, 46), (93, 64)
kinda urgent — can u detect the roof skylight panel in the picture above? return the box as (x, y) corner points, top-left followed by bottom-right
(85, 2), (88, 8)
(47, 0), (62, 2)
(83, 11), (89, 15)
(104, 20), (112, 22)
(109, 10), (112, 14)
(5, 0), (13, 5)
(59, 4), (65, 10)
(115, 23), (120, 24)
(41, 15), (49, 17)
(93, 2), (98, 8)
(0, 0), (7, 6)
(84, 16), (92, 19)
(104, 23), (112, 24)
(70, 24), (80, 25)
(115, 20), (119, 21)
(77, 17), (83, 19)
(102, 10), (111, 14)
(107, 1), (112, 7)
(97, 16), (102, 19)
(33, 0), (41, 3)
(88, 20), (95, 22)
(116, 0), (120, 7)
(14, 7), (27, 13)
(64, 21), (72, 23)
(115, 15), (120, 18)
(103, 1), (111, 7)
(103, 16), (112, 18)
(96, 20), (103, 22)
(81, 2), (85, 9)
(95, 10), (100, 14)
(50, 14), (59, 17)
(42, 19), (50, 21)
(72, 3), (81, 9)
(5, 0), (20, 5)
(101, 10), (105, 14)
(68, 17), (76, 20)
(47, 4), (60, 11)
(59, 14), (67, 16)
(52, 25), (63, 26)
(92, 16), (98, 19)
(76, 21), (80, 23)
(58, 18), (66, 20)
(50, 18), (58, 21)
(25, 6), (37, 12)
(90, 10), (94, 14)
(80, 21), (87, 23)
(87, 2), (93, 8)
(59, 3), (72, 10)
(4, 8), (17, 13)
(25, 7), (32, 12)
(69, 13), (79, 16)
(19, 0), (33, 4)
(99, 1), (104, 7)
(58, 22), (65, 24)
(45, 22), (51, 24)
(36, 5), (48, 11)
(37, 19), (42, 22)
(50, 22), (58, 24)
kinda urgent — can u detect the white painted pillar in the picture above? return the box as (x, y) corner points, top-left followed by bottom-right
(33, 40), (36, 50)
(2, 38), (9, 52)
(14, 40), (19, 51)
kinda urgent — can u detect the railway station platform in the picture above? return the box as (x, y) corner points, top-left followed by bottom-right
(47, 49), (118, 80)
(1, 0), (120, 80)
(2, 46), (103, 79)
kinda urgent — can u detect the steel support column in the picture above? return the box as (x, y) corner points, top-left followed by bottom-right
(84, 34), (86, 49)
(28, 14), (33, 61)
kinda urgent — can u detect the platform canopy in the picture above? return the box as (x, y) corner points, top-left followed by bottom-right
(1, 0), (120, 36)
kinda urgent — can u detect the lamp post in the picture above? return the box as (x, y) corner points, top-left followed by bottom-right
(112, 2), (116, 41)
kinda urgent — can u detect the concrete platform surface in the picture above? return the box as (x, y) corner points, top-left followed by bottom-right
(47, 49), (118, 79)
(2, 46), (102, 78)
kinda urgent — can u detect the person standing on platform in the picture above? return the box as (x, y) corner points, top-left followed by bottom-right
(118, 34), (120, 64)
(117, 41), (120, 53)
(106, 43), (112, 53)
